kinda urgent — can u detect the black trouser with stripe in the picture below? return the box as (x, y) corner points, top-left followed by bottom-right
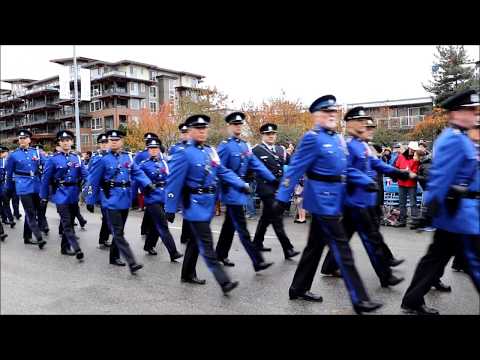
(11, 192), (21, 218)
(106, 209), (137, 266)
(141, 210), (153, 236)
(402, 230), (480, 309)
(290, 214), (370, 306)
(253, 195), (294, 255)
(144, 203), (178, 256)
(20, 193), (43, 242)
(57, 204), (81, 252)
(182, 221), (231, 287)
(216, 204), (264, 267)
(180, 218), (192, 244)
(99, 206), (111, 244)
(321, 206), (393, 284)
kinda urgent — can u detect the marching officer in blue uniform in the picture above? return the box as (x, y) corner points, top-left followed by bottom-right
(86, 129), (153, 274)
(40, 130), (87, 260)
(215, 112), (275, 271)
(134, 132), (160, 239)
(1, 146), (16, 229)
(84, 133), (111, 248)
(320, 106), (408, 288)
(251, 123), (300, 259)
(5, 129), (47, 249)
(274, 95), (383, 314)
(165, 114), (245, 294)
(0, 146), (9, 242)
(401, 89), (480, 315)
(168, 123), (192, 245)
(138, 137), (183, 261)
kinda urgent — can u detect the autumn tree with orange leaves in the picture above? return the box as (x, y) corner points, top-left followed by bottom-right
(123, 102), (178, 151)
(408, 107), (448, 143)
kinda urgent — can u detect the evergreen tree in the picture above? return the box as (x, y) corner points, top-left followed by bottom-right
(423, 45), (478, 104)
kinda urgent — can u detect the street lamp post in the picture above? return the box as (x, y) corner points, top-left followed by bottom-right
(73, 45), (81, 153)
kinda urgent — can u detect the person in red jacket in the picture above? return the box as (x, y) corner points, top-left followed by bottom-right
(394, 141), (420, 227)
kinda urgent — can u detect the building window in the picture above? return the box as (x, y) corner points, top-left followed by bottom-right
(130, 66), (134, 75)
(150, 86), (157, 98)
(131, 116), (139, 124)
(81, 135), (90, 145)
(91, 117), (103, 130)
(91, 84), (101, 96)
(141, 99), (147, 108)
(141, 83), (145, 92)
(130, 99), (140, 110)
(90, 100), (102, 112)
(150, 71), (156, 81)
(149, 101), (157, 112)
(104, 116), (114, 130)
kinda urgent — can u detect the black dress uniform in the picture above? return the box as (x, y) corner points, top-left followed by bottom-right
(401, 89), (480, 315)
(252, 123), (300, 259)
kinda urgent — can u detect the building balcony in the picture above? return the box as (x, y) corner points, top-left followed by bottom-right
(376, 115), (425, 130)
(0, 95), (24, 104)
(0, 123), (17, 131)
(20, 103), (62, 114)
(92, 88), (146, 99)
(18, 86), (59, 99)
(55, 110), (91, 121)
(91, 71), (156, 85)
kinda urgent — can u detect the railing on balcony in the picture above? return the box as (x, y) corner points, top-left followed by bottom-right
(91, 70), (127, 80)
(376, 115), (425, 130)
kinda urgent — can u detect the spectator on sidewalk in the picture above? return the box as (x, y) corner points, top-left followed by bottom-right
(388, 143), (403, 166)
(381, 147), (392, 163)
(393, 141), (420, 227)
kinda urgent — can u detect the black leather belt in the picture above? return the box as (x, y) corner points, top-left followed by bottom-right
(102, 181), (131, 188)
(187, 186), (217, 194)
(14, 170), (39, 176)
(154, 181), (166, 187)
(57, 181), (80, 187)
(465, 191), (480, 199)
(307, 172), (346, 183)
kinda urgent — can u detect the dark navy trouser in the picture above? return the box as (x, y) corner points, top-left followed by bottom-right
(290, 214), (370, 306)
(99, 206), (111, 244)
(57, 204), (81, 252)
(321, 206), (392, 283)
(20, 194), (43, 242)
(402, 230), (480, 308)
(144, 203), (178, 255)
(106, 209), (137, 266)
(216, 204), (264, 267)
(183, 221), (231, 287)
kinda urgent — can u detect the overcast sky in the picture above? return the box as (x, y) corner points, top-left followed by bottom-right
(1, 45), (478, 108)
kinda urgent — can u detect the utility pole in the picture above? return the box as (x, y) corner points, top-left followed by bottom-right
(73, 45), (81, 152)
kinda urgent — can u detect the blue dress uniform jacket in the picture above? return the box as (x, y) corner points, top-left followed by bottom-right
(0, 157), (7, 194)
(83, 150), (107, 205)
(277, 126), (371, 216)
(40, 151), (87, 205)
(344, 137), (391, 208)
(86, 150), (152, 210)
(165, 141), (247, 222)
(139, 154), (169, 205)
(168, 141), (188, 160)
(131, 149), (149, 198)
(217, 137), (275, 205)
(6, 147), (44, 195)
(425, 127), (479, 235)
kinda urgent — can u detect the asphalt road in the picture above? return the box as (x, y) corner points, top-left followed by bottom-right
(1, 204), (478, 315)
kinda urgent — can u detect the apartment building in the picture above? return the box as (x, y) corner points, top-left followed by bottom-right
(0, 57), (205, 151)
(345, 97), (434, 131)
